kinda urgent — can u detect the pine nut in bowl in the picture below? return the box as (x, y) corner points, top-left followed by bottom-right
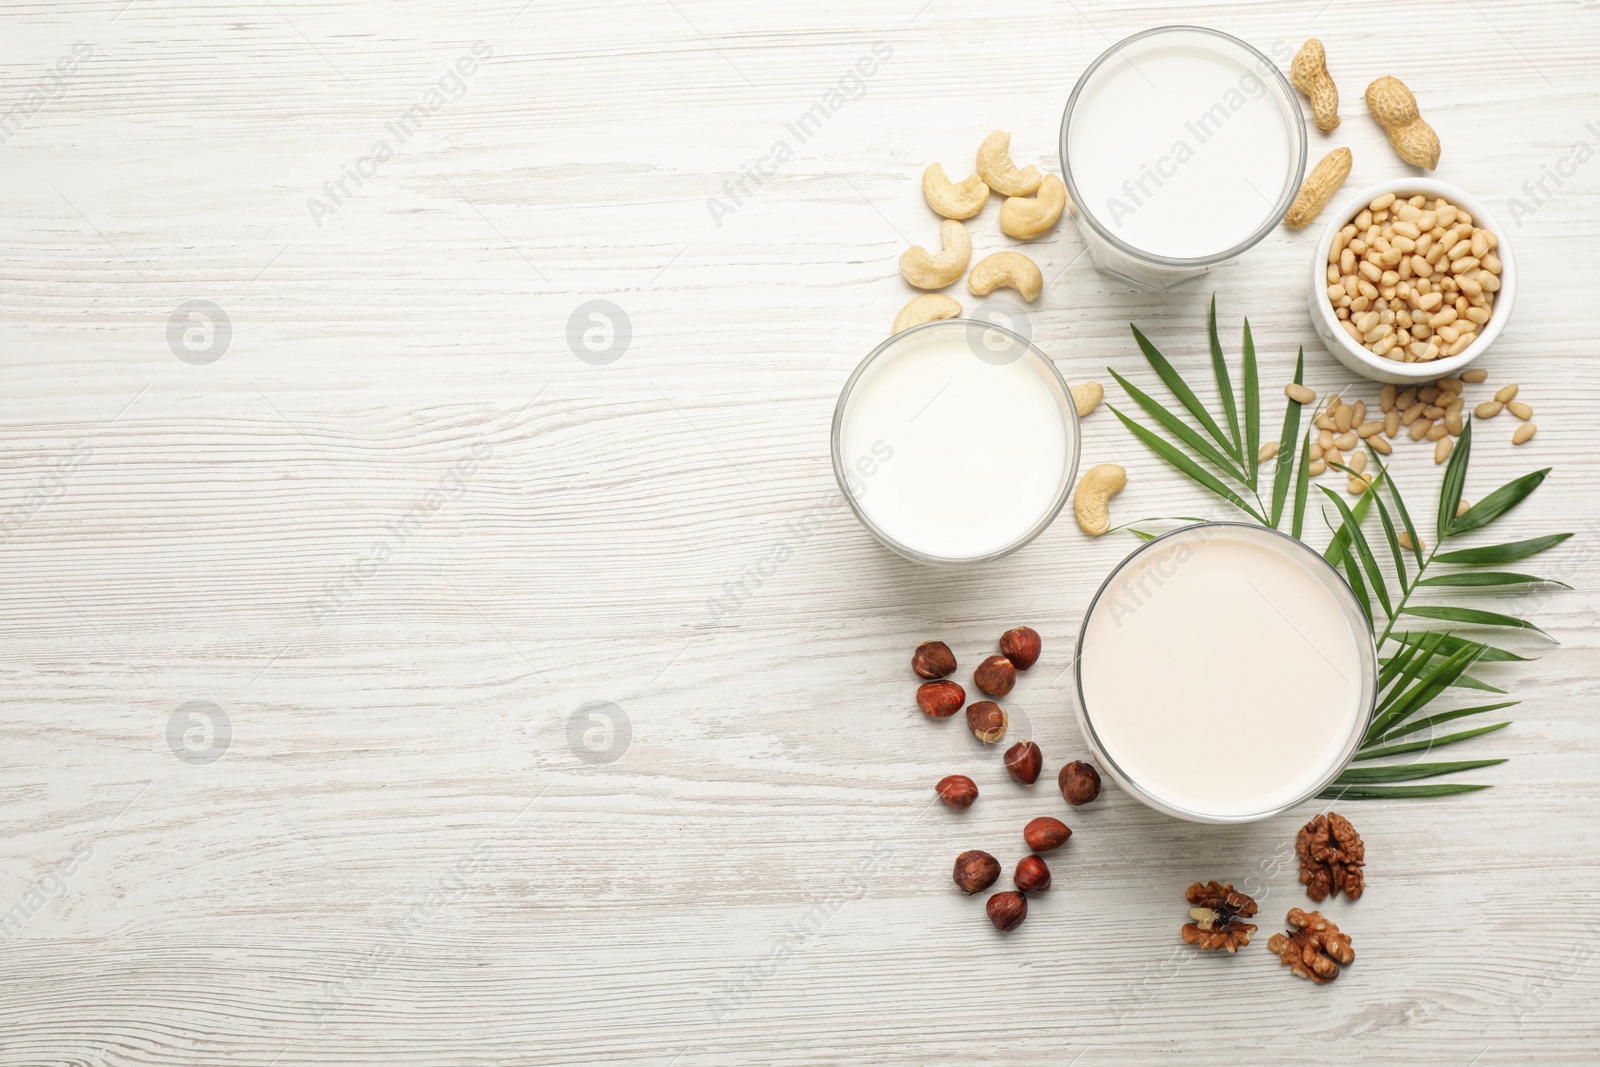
(1309, 178), (1515, 385)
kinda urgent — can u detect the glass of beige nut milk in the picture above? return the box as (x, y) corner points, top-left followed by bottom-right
(1074, 523), (1380, 823)
(1059, 26), (1307, 289)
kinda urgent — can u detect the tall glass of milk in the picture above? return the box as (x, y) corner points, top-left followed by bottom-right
(1074, 523), (1378, 822)
(831, 319), (1080, 564)
(1059, 26), (1307, 290)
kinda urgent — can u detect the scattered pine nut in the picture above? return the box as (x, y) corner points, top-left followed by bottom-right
(1349, 451), (1368, 474)
(1379, 384), (1397, 412)
(1258, 441), (1279, 464)
(1285, 383), (1316, 404)
(1494, 384), (1519, 403)
(1384, 410), (1401, 437)
(1513, 423), (1537, 445)
(1309, 459), (1327, 476)
(1475, 400), (1503, 419)
(1347, 476), (1368, 496)
(1461, 368), (1488, 383)
(1370, 435), (1392, 455)
(1457, 500), (1471, 517)
(1434, 437), (1452, 464)
(1408, 418), (1432, 441)
(1427, 422), (1448, 441)
(1335, 432), (1358, 450)
(1356, 420), (1385, 438)
(1398, 530), (1424, 552)
(1507, 400), (1533, 420)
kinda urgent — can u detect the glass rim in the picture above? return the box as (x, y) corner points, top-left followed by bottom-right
(1058, 24), (1309, 269)
(830, 318), (1082, 565)
(1072, 521), (1380, 823)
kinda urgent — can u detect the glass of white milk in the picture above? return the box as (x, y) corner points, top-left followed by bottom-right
(1074, 523), (1378, 822)
(831, 319), (1080, 564)
(1059, 26), (1307, 290)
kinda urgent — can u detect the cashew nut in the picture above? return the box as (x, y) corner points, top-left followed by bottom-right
(967, 251), (1042, 303)
(899, 219), (972, 290)
(893, 294), (962, 334)
(1073, 464), (1126, 537)
(999, 174), (1066, 239)
(1070, 381), (1103, 419)
(976, 130), (1042, 197)
(921, 163), (990, 220)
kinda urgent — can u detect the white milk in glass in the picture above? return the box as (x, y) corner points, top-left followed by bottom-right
(1061, 27), (1303, 286)
(1076, 525), (1372, 820)
(836, 323), (1073, 561)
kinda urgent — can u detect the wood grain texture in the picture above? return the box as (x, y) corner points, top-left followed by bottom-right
(2, 0), (1598, 1063)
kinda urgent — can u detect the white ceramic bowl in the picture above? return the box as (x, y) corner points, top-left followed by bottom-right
(1308, 178), (1515, 385)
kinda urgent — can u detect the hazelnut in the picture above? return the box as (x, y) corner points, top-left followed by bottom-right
(915, 679), (965, 718)
(986, 890), (1027, 932)
(1059, 760), (1102, 806)
(935, 774), (978, 810)
(1014, 855), (1051, 893)
(1003, 740), (1042, 785)
(965, 701), (1008, 744)
(913, 640), (957, 679)
(1023, 815), (1072, 852)
(973, 654), (1016, 698)
(953, 850), (1001, 894)
(1000, 626), (1042, 670)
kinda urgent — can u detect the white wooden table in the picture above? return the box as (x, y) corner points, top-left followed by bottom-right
(2, 1), (1597, 1063)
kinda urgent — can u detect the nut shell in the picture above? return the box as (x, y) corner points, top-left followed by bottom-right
(965, 701), (1008, 745)
(999, 626), (1041, 670)
(974, 655), (1016, 698)
(1059, 761), (1102, 806)
(935, 774), (978, 811)
(1023, 816), (1072, 852)
(1003, 741), (1043, 785)
(915, 679), (965, 718)
(1014, 855), (1051, 893)
(912, 641), (957, 680)
(986, 890), (1028, 932)
(953, 850), (1001, 894)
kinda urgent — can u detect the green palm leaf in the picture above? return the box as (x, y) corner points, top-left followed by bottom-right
(1447, 468), (1554, 536)
(1418, 571), (1570, 589)
(1242, 319), (1260, 491)
(1334, 758), (1505, 784)
(1107, 369), (1249, 482)
(1128, 323), (1238, 461)
(1370, 701), (1518, 744)
(1106, 302), (1566, 802)
(1270, 348), (1305, 528)
(1437, 419), (1471, 542)
(1319, 783), (1491, 799)
(1403, 605), (1549, 636)
(1435, 533), (1572, 565)
(1107, 406), (1265, 521)
(1354, 721), (1510, 761)
(1320, 485), (1393, 619)
(1207, 295), (1242, 458)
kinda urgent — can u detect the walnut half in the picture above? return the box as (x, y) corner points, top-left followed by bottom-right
(1268, 908), (1355, 983)
(1297, 812), (1365, 902)
(1180, 881), (1258, 953)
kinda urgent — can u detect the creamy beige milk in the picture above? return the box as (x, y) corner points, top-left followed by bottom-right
(1078, 526), (1369, 818)
(838, 325), (1071, 560)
